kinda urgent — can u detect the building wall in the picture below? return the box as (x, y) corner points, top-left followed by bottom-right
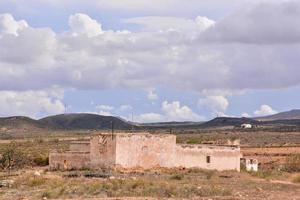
(49, 152), (90, 170)
(115, 133), (176, 169)
(69, 142), (90, 152)
(246, 158), (258, 172)
(49, 133), (241, 171)
(175, 145), (241, 171)
(89, 134), (116, 168)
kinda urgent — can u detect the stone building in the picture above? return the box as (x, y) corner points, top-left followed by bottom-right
(49, 132), (241, 171)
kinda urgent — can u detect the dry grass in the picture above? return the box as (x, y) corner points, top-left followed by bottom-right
(293, 175), (300, 184)
(1, 168), (300, 200)
(5, 170), (233, 199)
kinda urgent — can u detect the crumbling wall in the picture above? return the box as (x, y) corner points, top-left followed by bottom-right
(89, 134), (116, 168)
(49, 133), (241, 171)
(49, 152), (90, 170)
(69, 142), (90, 152)
(175, 145), (241, 171)
(115, 133), (176, 169)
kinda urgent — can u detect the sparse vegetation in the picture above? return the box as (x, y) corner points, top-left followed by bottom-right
(1, 128), (300, 199)
(0, 142), (29, 170)
(170, 173), (184, 180)
(285, 154), (300, 172)
(247, 170), (273, 179)
(186, 138), (202, 144)
(293, 175), (300, 184)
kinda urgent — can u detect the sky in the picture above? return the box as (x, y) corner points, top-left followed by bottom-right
(0, 0), (300, 122)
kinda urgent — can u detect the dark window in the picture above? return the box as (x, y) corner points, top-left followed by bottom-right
(206, 156), (211, 164)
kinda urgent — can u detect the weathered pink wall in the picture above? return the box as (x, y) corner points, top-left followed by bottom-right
(89, 134), (116, 168)
(69, 142), (90, 152)
(49, 133), (241, 171)
(115, 133), (176, 169)
(49, 152), (90, 170)
(175, 145), (241, 171)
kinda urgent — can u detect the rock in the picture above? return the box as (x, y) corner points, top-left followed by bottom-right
(0, 180), (14, 188)
(33, 171), (41, 177)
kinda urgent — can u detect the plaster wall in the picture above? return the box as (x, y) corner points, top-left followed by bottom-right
(175, 145), (241, 171)
(69, 142), (90, 152)
(49, 152), (90, 170)
(89, 134), (116, 168)
(115, 133), (176, 169)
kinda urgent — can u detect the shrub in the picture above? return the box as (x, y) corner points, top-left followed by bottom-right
(170, 173), (184, 180)
(248, 170), (272, 179)
(203, 170), (215, 180)
(33, 155), (49, 166)
(187, 139), (202, 144)
(285, 154), (300, 172)
(293, 175), (300, 184)
(63, 171), (81, 178)
(0, 142), (29, 170)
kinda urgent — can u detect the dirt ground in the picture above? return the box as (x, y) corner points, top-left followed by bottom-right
(1, 167), (300, 200)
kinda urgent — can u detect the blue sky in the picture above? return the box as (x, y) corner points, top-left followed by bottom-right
(0, 0), (299, 122)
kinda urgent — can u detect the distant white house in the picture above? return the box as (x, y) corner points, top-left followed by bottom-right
(241, 123), (252, 129)
(245, 158), (258, 172)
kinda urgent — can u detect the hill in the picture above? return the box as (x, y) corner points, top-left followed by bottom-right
(39, 113), (136, 130)
(0, 116), (53, 138)
(255, 109), (300, 121)
(0, 116), (50, 130)
(140, 121), (204, 128)
(199, 117), (258, 128)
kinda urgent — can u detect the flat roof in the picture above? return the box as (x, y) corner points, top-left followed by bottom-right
(92, 132), (174, 137)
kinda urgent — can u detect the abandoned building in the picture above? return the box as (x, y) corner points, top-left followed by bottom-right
(49, 132), (241, 171)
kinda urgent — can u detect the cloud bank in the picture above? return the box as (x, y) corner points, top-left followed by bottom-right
(0, 1), (300, 118)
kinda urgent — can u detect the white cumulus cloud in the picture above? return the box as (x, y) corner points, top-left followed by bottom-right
(162, 101), (203, 121)
(134, 112), (165, 123)
(241, 113), (251, 118)
(198, 95), (229, 116)
(0, 90), (65, 118)
(69, 13), (103, 37)
(0, 13), (28, 36)
(254, 104), (277, 116)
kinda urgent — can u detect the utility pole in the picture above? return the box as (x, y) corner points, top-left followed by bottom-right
(64, 103), (68, 114)
(131, 112), (134, 133)
(111, 121), (114, 139)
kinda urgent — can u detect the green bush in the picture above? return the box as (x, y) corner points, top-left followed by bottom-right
(170, 173), (184, 180)
(33, 155), (49, 166)
(187, 139), (202, 144)
(0, 142), (29, 170)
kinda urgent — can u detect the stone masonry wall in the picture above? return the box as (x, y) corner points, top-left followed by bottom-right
(49, 152), (90, 170)
(69, 142), (90, 152)
(175, 145), (241, 171)
(49, 133), (241, 171)
(115, 133), (176, 169)
(89, 134), (116, 169)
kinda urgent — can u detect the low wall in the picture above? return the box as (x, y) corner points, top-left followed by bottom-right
(175, 145), (241, 171)
(49, 151), (90, 170)
(69, 142), (90, 152)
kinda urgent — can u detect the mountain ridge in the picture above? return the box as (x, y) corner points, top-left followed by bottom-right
(254, 109), (300, 121)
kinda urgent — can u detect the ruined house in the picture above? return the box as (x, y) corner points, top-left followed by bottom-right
(49, 132), (241, 171)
